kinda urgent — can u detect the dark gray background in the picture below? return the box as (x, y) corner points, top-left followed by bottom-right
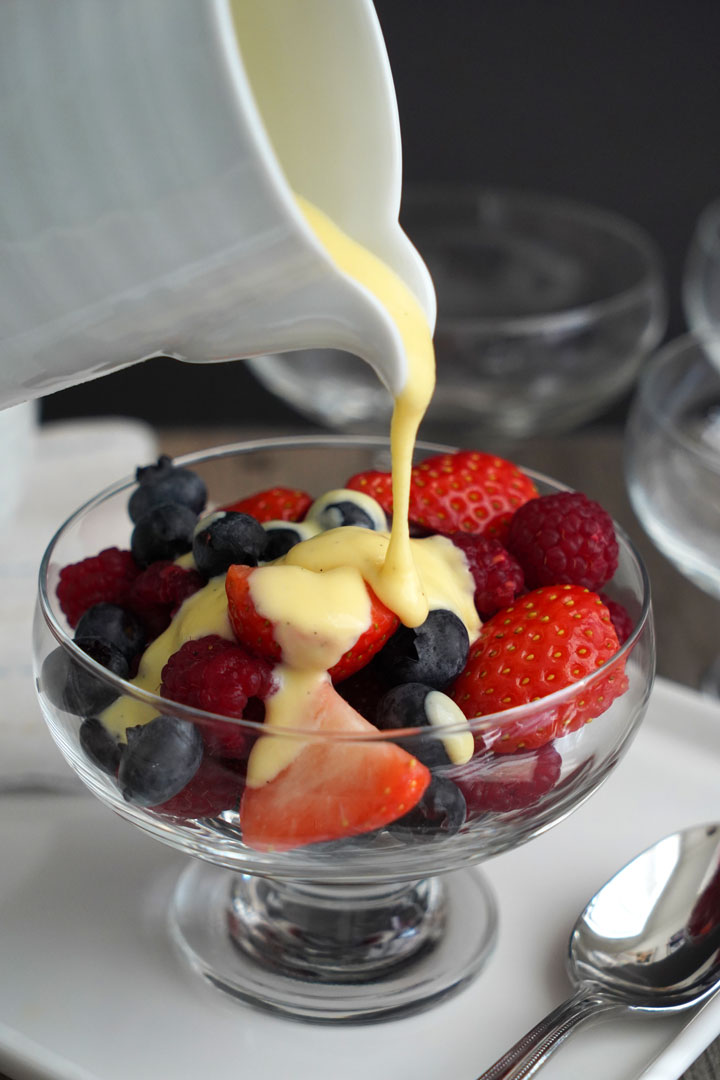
(40, 0), (720, 427)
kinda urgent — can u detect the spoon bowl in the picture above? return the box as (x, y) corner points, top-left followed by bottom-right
(480, 823), (720, 1079)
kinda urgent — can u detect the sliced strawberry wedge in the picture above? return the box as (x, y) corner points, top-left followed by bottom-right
(240, 680), (430, 851)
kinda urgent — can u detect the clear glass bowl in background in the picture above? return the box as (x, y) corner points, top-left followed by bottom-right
(245, 190), (667, 439)
(33, 436), (655, 1021)
(625, 333), (720, 693)
(683, 197), (720, 336)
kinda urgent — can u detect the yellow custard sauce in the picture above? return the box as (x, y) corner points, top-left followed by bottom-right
(101, 198), (478, 783)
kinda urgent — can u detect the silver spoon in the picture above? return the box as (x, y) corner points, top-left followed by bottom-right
(478, 822), (720, 1080)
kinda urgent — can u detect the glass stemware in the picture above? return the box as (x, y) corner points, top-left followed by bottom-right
(683, 197), (720, 336)
(625, 334), (720, 694)
(33, 436), (654, 1022)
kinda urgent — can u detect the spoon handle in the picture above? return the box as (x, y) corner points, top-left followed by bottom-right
(476, 987), (621, 1080)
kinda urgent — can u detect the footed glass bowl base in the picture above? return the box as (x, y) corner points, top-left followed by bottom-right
(170, 862), (498, 1023)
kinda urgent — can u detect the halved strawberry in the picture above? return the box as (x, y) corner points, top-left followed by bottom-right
(220, 486), (312, 523)
(225, 564), (399, 681)
(449, 584), (627, 753)
(240, 680), (430, 851)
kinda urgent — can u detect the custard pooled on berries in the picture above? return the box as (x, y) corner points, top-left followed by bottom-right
(53, 449), (630, 851)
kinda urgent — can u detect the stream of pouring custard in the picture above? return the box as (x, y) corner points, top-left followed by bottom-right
(101, 201), (479, 784)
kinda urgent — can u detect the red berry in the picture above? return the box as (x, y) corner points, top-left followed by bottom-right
(599, 594), (635, 645)
(127, 560), (205, 639)
(409, 450), (538, 543)
(57, 548), (140, 627)
(446, 533), (525, 617)
(225, 564), (399, 682)
(161, 635), (276, 758)
(451, 742), (562, 815)
(506, 491), (618, 591)
(450, 585), (627, 753)
(345, 470), (394, 517)
(220, 486), (313, 523)
(157, 757), (246, 820)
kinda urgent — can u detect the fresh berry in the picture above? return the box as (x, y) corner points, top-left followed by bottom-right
(377, 609), (469, 690)
(79, 716), (124, 775)
(410, 451), (538, 541)
(375, 682), (473, 768)
(344, 470), (394, 517)
(220, 486), (312, 523)
(506, 491), (618, 591)
(129, 456), (207, 523)
(305, 488), (388, 532)
(119, 715), (203, 807)
(156, 757), (246, 820)
(74, 603), (146, 663)
(240, 680), (430, 851)
(192, 511), (267, 577)
(600, 593), (635, 645)
(336, 660), (390, 724)
(450, 585), (627, 753)
(126, 560), (205, 639)
(160, 635), (275, 758)
(261, 520), (319, 560)
(387, 776), (467, 841)
(57, 548), (140, 628)
(225, 564), (399, 681)
(452, 742), (562, 815)
(65, 637), (130, 715)
(131, 503), (198, 568)
(447, 533), (525, 617)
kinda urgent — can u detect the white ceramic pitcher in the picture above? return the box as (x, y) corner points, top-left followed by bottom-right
(0, 0), (435, 409)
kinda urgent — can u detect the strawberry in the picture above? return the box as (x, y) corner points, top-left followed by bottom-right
(345, 470), (394, 517)
(409, 450), (538, 542)
(240, 680), (430, 851)
(450, 585), (627, 753)
(347, 452), (537, 543)
(225, 564), (399, 681)
(219, 486), (312, 523)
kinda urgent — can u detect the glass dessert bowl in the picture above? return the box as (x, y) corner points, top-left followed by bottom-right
(33, 436), (655, 1022)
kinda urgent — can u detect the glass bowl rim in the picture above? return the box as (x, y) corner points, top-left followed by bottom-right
(632, 331), (720, 476)
(400, 184), (666, 336)
(37, 433), (652, 742)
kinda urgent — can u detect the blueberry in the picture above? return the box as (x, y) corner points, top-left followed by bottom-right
(377, 609), (469, 689)
(62, 637), (130, 715)
(387, 776), (467, 842)
(118, 714), (203, 807)
(74, 603), (145, 662)
(306, 488), (388, 532)
(261, 519), (319, 561)
(129, 456), (207, 523)
(375, 682), (473, 768)
(79, 717), (124, 775)
(192, 510), (267, 577)
(131, 502), (197, 568)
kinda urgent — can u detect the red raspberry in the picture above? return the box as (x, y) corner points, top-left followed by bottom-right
(57, 548), (140, 627)
(599, 594), (634, 645)
(506, 491), (618, 591)
(446, 533), (525, 618)
(161, 635), (276, 758)
(127, 560), (205, 639)
(451, 742), (562, 815)
(157, 757), (246, 821)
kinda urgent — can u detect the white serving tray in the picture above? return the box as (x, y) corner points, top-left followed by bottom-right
(0, 676), (718, 1080)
